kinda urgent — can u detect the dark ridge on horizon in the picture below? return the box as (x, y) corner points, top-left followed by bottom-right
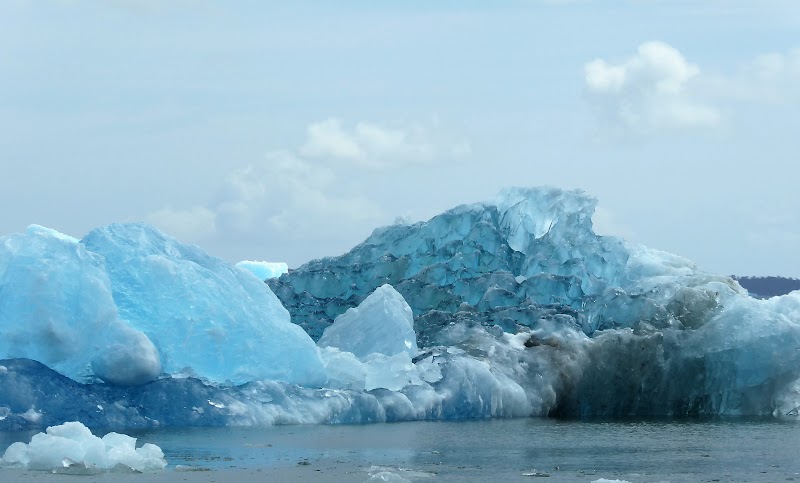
(733, 276), (800, 299)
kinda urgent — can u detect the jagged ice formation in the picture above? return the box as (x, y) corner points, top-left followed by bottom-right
(1, 187), (800, 431)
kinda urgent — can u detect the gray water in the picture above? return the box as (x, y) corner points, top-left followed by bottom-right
(3, 418), (800, 482)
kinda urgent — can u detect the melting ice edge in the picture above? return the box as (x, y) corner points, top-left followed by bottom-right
(2, 186), (800, 431)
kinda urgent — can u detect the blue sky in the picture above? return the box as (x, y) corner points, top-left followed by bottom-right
(1, 0), (798, 276)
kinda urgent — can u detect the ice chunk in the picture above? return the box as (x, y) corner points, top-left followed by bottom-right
(0, 225), (161, 385)
(319, 348), (426, 392)
(0, 222), (324, 387)
(81, 223), (326, 386)
(319, 347), (368, 391)
(363, 352), (422, 391)
(367, 471), (411, 482)
(90, 321), (162, 386)
(236, 260), (289, 280)
(0, 421), (166, 472)
(318, 284), (418, 359)
(25, 224), (79, 244)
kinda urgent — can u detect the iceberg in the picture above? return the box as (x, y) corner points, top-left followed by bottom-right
(1, 186), (800, 430)
(0, 225), (161, 386)
(269, 187), (800, 417)
(0, 421), (166, 472)
(318, 285), (428, 391)
(235, 260), (289, 280)
(0, 223), (325, 387)
(82, 223), (326, 386)
(318, 284), (418, 359)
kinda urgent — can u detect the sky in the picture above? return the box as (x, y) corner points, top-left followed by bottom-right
(1, 0), (798, 277)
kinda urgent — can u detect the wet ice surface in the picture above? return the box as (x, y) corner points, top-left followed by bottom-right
(4, 418), (798, 482)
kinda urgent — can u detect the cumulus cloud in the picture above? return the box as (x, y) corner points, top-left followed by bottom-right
(707, 48), (800, 102)
(145, 205), (217, 241)
(584, 41), (721, 133)
(299, 118), (471, 168)
(585, 42), (800, 136)
(591, 206), (637, 240)
(212, 150), (381, 237)
(143, 118), (468, 261)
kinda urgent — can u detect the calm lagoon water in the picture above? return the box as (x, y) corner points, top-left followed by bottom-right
(3, 418), (800, 482)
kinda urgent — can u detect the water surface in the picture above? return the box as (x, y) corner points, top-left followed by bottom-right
(3, 418), (799, 482)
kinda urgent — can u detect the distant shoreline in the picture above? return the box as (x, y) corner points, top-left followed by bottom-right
(733, 275), (800, 298)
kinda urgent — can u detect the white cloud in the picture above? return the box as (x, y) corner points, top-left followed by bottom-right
(145, 205), (217, 241)
(584, 41), (721, 133)
(705, 48), (800, 103)
(591, 205), (637, 240)
(299, 118), (471, 168)
(212, 150), (380, 236)
(585, 42), (800, 136)
(144, 118), (468, 261)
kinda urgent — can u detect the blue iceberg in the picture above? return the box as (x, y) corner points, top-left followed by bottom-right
(0, 225), (161, 386)
(2, 187), (800, 431)
(235, 260), (289, 281)
(0, 223), (325, 388)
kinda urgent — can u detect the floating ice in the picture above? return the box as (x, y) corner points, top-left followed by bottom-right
(269, 186), (800, 418)
(236, 260), (289, 280)
(366, 471), (411, 482)
(0, 223), (325, 387)
(319, 347), (425, 392)
(318, 284), (418, 359)
(0, 225), (161, 385)
(81, 223), (326, 386)
(2, 187), (800, 428)
(0, 421), (166, 472)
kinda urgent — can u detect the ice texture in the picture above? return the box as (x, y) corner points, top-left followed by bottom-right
(318, 284), (418, 358)
(2, 187), (800, 429)
(0, 223), (325, 387)
(0, 421), (166, 472)
(268, 187), (800, 418)
(317, 285), (425, 391)
(236, 260), (289, 280)
(82, 224), (325, 386)
(0, 225), (161, 386)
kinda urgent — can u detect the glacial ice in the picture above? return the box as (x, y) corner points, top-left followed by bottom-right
(0, 225), (161, 386)
(2, 186), (800, 432)
(82, 223), (326, 386)
(318, 284), (419, 359)
(316, 285), (429, 392)
(269, 186), (800, 418)
(0, 223), (325, 387)
(235, 260), (289, 280)
(0, 421), (166, 472)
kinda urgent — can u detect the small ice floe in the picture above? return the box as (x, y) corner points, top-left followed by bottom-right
(523, 469), (551, 477)
(0, 421), (166, 473)
(364, 465), (434, 481)
(367, 471), (411, 482)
